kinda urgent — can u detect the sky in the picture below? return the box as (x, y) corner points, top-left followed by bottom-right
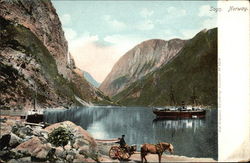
(52, 1), (217, 83)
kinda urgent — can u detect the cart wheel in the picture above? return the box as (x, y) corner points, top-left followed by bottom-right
(109, 146), (122, 159)
(121, 149), (131, 160)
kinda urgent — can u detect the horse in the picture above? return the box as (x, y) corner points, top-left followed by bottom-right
(140, 142), (174, 163)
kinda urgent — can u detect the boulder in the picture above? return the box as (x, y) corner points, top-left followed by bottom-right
(45, 121), (96, 148)
(78, 146), (90, 155)
(66, 154), (74, 162)
(16, 126), (33, 138)
(73, 138), (89, 150)
(7, 159), (19, 163)
(0, 149), (24, 161)
(15, 137), (52, 159)
(55, 146), (66, 159)
(0, 134), (11, 150)
(18, 156), (31, 162)
(0, 120), (16, 136)
(64, 144), (72, 151)
(32, 127), (48, 139)
(9, 133), (23, 148)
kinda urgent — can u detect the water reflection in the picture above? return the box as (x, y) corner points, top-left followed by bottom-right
(44, 106), (217, 159)
(153, 119), (205, 131)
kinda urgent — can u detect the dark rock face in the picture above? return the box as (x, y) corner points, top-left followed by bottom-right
(0, 17), (76, 108)
(0, 0), (112, 109)
(99, 39), (186, 96)
(0, 0), (72, 78)
(113, 28), (218, 107)
(0, 134), (11, 150)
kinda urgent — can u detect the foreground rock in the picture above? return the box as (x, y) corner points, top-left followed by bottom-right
(0, 120), (113, 162)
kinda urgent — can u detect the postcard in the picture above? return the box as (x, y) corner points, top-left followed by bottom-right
(0, 0), (249, 162)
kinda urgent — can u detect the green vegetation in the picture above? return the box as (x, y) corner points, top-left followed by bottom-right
(113, 28), (217, 107)
(0, 16), (113, 107)
(0, 16), (79, 105)
(48, 127), (74, 147)
(110, 75), (128, 88)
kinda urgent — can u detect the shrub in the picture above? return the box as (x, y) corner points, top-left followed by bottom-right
(47, 127), (74, 147)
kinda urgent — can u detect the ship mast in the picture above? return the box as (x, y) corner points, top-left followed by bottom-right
(169, 85), (176, 106)
(190, 87), (198, 106)
(33, 84), (37, 111)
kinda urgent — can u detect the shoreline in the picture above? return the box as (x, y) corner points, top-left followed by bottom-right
(0, 119), (217, 162)
(96, 140), (216, 162)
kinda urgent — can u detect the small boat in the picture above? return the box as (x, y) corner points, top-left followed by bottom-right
(26, 109), (44, 123)
(25, 84), (44, 123)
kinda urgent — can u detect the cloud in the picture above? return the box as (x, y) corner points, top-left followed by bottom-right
(67, 34), (145, 83)
(136, 20), (154, 31)
(164, 29), (172, 36)
(198, 5), (214, 17)
(202, 16), (217, 29)
(167, 7), (186, 17)
(103, 15), (127, 31)
(104, 34), (145, 53)
(64, 28), (77, 41)
(68, 35), (116, 83)
(181, 29), (201, 39)
(140, 8), (154, 18)
(60, 14), (71, 25)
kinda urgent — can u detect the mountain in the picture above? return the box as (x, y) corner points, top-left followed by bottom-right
(0, 0), (112, 109)
(99, 39), (186, 96)
(113, 28), (217, 107)
(83, 71), (100, 87)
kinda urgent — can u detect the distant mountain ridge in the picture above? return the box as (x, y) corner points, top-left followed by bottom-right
(83, 71), (100, 87)
(113, 28), (217, 107)
(99, 39), (186, 96)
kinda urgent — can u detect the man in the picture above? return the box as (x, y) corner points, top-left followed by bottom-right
(116, 135), (128, 151)
(119, 135), (126, 148)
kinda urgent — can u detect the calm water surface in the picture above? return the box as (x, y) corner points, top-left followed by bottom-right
(44, 106), (217, 159)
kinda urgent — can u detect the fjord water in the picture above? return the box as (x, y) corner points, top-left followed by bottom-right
(44, 106), (217, 159)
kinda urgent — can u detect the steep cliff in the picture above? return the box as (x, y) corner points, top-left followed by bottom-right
(113, 28), (217, 107)
(0, 0), (72, 78)
(0, 0), (112, 109)
(99, 39), (186, 96)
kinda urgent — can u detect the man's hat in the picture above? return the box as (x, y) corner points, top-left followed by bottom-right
(122, 135), (125, 137)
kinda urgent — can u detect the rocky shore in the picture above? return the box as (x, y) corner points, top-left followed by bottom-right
(0, 119), (216, 163)
(0, 120), (113, 163)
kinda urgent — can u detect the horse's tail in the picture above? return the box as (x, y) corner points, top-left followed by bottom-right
(141, 152), (143, 163)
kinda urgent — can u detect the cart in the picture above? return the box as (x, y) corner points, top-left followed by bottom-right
(109, 145), (137, 160)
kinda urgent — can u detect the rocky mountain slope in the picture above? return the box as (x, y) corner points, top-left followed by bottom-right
(83, 71), (100, 88)
(99, 39), (186, 96)
(0, 0), (112, 109)
(113, 28), (217, 107)
(0, 0), (72, 78)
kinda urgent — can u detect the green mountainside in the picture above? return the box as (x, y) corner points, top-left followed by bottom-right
(113, 28), (217, 107)
(0, 17), (111, 109)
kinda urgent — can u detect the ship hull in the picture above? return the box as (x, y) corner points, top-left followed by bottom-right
(26, 113), (43, 123)
(153, 110), (206, 119)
